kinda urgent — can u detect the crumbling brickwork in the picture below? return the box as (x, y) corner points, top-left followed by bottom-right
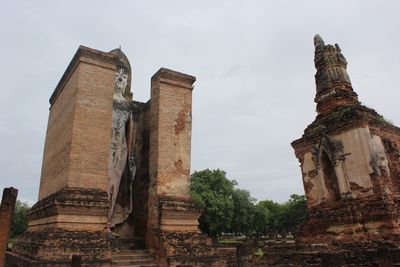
(0, 187), (18, 267)
(39, 47), (116, 200)
(145, 68), (232, 266)
(238, 241), (400, 267)
(7, 46), (235, 266)
(236, 35), (400, 267)
(282, 35), (400, 265)
(10, 188), (111, 266)
(292, 36), (400, 244)
(7, 47), (121, 266)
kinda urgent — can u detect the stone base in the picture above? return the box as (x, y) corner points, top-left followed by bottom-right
(11, 228), (111, 263)
(298, 195), (400, 243)
(162, 232), (235, 267)
(167, 255), (226, 267)
(8, 187), (111, 265)
(148, 196), (237, 266)
(159, 196), (202, 232)
(238, 240), (400, 266)
(270, 241), (400, 266)
(26, 187), (109, 231)
(6, 251), (111, 267)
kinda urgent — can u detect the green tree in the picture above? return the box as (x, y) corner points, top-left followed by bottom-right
(190, 169), (258, 238)
(190, 168), (308, 240)
(252, 195), (307, 239)
(282, 194), (307, 236)
(271, 194), (307, 238)
(11, 200), (30, 238)
(231, 188), (255, 237)
(190, 169), (237, 239)
(253, 200), (280, 239)
(252, 201), (271, 238)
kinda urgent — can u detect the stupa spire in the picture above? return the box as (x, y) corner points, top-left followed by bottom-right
(314, 34), (325, 49)
(313, 35), (359, 114)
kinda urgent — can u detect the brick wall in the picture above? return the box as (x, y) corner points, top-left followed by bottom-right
(0, 187), (18, 267)
(9, 47), (118, 266)
(148, 68), (195, 198)
(39, 47), (116, 200)
(147, 68), (196, 247)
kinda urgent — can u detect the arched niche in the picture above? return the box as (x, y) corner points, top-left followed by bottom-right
(312, 135), (351, 202)
(320, 150), (341, 201)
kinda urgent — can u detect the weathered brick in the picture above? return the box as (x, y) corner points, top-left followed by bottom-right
(8, 48), (235, 267)
(0, 187), (18, 267)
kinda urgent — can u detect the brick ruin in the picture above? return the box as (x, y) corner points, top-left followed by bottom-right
(5, 36), (400, 266)
(6, 46), (235, 266)
(292, 35), (400, 245)
(255, 35), (400, 266)
(0, 187), (18, 267)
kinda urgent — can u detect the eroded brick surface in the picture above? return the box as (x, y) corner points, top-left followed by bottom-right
(0, 187), (18, 267)
(277, 35), (400, 266)
(8, 49), (236, 266)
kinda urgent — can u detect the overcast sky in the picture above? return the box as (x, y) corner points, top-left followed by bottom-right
(0, 1), (399, 204)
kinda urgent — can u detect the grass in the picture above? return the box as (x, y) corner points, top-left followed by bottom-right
(8, 238), (15, 250)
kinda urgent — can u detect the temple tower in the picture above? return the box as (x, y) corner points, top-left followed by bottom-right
(9, 46), (119, 266)
(313, 34), (359, 115)
(7, 46), (233, 266)
(292, 35), (400, 243)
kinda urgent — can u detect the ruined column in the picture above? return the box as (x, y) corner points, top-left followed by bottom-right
(147, 69), (210, 264)
(0, 187), (18, 267)
(149, 68), (195, 198)
(147, 68), (200, 236)
(145, 68), (228, 266)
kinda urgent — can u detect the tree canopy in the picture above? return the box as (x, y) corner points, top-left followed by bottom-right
(190, 169), (239, 238)
(190, 169), (307, 239)
(11, 200), (30, 238)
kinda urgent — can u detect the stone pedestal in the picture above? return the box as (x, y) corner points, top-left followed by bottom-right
(159, 196), (201, 232)
(9, 188), (110, 266)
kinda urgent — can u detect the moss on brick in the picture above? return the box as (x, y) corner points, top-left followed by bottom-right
(303, 104), (387, 139)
